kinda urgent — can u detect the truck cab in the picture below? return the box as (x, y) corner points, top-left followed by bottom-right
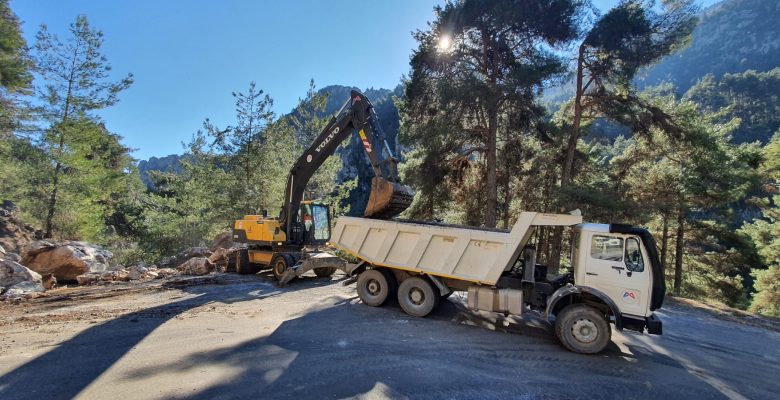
(543, 223), (664, 352)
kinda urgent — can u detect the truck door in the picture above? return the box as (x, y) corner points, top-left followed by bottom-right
(582, 233), (651, 317)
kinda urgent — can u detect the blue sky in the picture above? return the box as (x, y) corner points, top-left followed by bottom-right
(12, 0), (720, 160)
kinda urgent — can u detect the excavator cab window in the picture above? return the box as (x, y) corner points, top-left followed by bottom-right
(299, 203), (330, 245)
(312, 204), (330, 241)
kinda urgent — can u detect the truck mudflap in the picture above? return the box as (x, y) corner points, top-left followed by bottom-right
(277, 252), (347, 287)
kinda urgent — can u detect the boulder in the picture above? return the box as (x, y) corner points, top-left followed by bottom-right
(210, 232), (239, 251)
(3, 281), (45, 299)
(21, 241), (113, 282)
(1, 259), (44, 297)
(156, 268), (178, 278)
(160, 247), (213, 268)
(114, 269), (130, 282)
(76, 273), (101, 286)
(208, 247), (238, 265)
(178, 257), (215, 276)
(42, 273), (57, 290)
(4, 252), (21, 263)
(128, 266), (147, 280)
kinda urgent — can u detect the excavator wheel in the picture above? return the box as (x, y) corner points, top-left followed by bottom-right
(272, 254), (294, 281)
(364, 177), (415, 219)
(235, 249), (259, 275)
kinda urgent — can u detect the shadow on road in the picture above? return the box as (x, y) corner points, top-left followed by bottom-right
(0, 274), (323, 400)
(121, 295), (724, 399)
(0, 274), (736, 399)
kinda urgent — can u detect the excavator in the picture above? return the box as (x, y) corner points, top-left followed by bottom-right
(231, 90), (414, 281)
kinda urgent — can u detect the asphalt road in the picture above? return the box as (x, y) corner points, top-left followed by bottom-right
(0, 273), (778, 399)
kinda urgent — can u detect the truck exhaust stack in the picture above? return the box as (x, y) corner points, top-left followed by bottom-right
(363, 176), (415, 219)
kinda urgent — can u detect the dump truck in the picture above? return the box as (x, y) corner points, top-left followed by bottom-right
(231, 90), (414, 281)
(330, 211), (664, 354)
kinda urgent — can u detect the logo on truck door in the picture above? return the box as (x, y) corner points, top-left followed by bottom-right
(621, 290), (638, 304)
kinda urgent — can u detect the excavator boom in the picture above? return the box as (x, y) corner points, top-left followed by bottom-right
(279, 90), (413, 244)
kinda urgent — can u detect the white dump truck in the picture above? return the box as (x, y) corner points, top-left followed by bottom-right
(330, 211), (664, 354)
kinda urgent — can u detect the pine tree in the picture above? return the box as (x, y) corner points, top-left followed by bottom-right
(402, 0), (584, 227)
(34, 15), (133, 238)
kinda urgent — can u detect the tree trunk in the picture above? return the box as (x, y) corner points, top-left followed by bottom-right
(660, 213), (669, 280)
(548, 45), (586, 272)
(561, 44), (586, 186)
(485, 108), (498, 228)
(673, 207), (685, 295)
(44, 41), (79, 239)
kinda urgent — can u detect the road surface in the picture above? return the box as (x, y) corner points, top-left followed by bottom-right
(0, 273), (778, 399)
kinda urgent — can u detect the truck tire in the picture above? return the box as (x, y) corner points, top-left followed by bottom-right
(379, 268), (398, 300)
(314, 267), (337, 278)
(357, 269), (392, 307)
(554, 304), (611, 354)
(235, 249), (259, 275)
(272, 254), (292, 281)
(397, 276), (437, 317)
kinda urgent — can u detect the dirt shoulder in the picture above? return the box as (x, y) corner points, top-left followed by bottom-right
(666, 296), (780, 332)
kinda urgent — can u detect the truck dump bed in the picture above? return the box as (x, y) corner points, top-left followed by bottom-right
(331, 212), (582, 285)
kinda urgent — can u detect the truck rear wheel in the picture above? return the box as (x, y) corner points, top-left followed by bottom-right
(554, 304), (611, 354)
(397, 276), (437, 317)
(357, 269), (392, 307)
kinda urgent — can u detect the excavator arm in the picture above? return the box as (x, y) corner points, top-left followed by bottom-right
(279, 90), (413, 245)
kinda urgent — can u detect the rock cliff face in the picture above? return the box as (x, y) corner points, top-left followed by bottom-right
(639, 0), (780, 93)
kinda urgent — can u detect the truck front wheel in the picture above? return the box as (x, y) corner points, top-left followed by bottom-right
(554, 304), (611, 354)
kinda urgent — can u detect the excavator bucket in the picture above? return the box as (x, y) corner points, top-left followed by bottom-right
(364, 177), (415, 219)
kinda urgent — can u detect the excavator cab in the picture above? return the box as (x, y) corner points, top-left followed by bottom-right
(299, 201), (330, 245)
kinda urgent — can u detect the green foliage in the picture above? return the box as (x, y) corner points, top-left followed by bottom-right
(134, 80), (353, 260)
(740, 132), (780, 315)
(749, 266), (780, 317)
(33, 15), (134, 238)
(0, 0), (32, 135)
(686, 68), (780, 144)
(583, 0), (698, 85)
(402, 0), (584, 227)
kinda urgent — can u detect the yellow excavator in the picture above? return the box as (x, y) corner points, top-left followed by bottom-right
(231, 90), (414, 280)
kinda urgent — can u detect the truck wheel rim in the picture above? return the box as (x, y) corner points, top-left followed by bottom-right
(571, 319), (598, 343)
(275, 261), (285, 275)
(367, 279), (381, 296)
(410, 288), (424, 305)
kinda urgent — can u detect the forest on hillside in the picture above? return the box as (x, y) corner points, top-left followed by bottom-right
(0, 0), (778, 317)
